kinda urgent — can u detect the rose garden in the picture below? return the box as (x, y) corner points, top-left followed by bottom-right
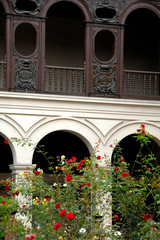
(0, 125), (160, 239)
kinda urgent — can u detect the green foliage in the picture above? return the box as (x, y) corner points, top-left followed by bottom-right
(0, 125), (160, 239)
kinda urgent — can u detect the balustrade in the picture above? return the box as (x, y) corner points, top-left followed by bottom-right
(0, 61), (6, 89)
(44, 65), (85, 95)
(123, 70), (160, 98)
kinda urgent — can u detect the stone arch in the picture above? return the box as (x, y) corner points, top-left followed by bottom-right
(0, 0), (11, 13)
(29, 117), (100, 161)
(120, 2), (160, 25)
(40, 0), (92, 21)
(0, 118), (24, 165)
(106, 121), (160, 160)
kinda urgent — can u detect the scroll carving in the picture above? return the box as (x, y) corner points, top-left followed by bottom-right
(15, 59), (36, 90)
(94, 65), (116, 96)
(8, 0), (48, 15)
(83, 0), (128, 22)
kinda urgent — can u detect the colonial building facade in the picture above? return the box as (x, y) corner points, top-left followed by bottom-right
(0, 0), (160, 178)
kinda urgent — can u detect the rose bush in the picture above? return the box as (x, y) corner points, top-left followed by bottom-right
(0, 125), (160, 239)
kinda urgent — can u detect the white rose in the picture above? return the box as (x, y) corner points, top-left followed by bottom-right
(79, 228), (86, 234)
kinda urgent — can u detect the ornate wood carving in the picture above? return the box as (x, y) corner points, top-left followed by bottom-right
(154, 1), (160, 7)
(8, 0), (48, 15)
(94, 65), (116, 96)
(15, 59), (36, 90)
(83, 0), (128, 22)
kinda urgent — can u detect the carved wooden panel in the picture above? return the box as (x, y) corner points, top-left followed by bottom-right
(15, 59), (36, 90)
(94, 65), (116, 96)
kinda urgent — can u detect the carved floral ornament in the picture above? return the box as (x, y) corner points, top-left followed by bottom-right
(94, 65), (116, 96)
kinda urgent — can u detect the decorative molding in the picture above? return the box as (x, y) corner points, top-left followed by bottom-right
(83, 0), (128, 22)
(94, 65), (116, 96)
(154, 1), (160, 7)
(15, 59), (36, 90)
(8, 0), (48, 15)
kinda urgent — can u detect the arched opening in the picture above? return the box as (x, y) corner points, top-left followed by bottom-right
(0, 136), (13, 180)
(45, 1), (86, 94)
(111, 133), (160, 233)
(0, 3), (5, 89)
(46, 1), (85, 67)
(124, 8), (160, 71)
(112, 134), (160, 176)
(123, 8), (160, 97)
(32, 131), (90, 183)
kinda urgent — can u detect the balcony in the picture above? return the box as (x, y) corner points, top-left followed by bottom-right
(0, 61), (160, 100)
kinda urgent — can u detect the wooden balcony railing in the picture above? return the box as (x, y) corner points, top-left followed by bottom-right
(0, 61), (6, 89)
(44, 65), (85, 95)
(123, 70), (160, 98)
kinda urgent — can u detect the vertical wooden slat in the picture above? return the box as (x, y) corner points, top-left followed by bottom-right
(143, 73), (146, 96)
(148, 73), (152, 96)
(132, 72), (135, 95)
(154, 74), (157, 96)
(77, 70), (80, 93)
(137, 73), (141, 96)
(54, 68), (58, 92)
(72, 70), (75, 93)
(66, 69), (69, 92)
(49, 68), (52, 92)
(60, 68), (63, 92)
(126, 72), (130, 95)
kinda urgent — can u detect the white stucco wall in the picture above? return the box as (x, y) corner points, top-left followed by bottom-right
(0, 91), (160, 174)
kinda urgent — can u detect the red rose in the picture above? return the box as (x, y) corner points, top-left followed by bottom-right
(95, 164), (98, 167)
(81, 182), (86, 188)
(60, 209), (66, 217)
(114, 215), (119, 221)
(68, 156), (77, 163)
(2, 194), (6, 197)
(79, 160), (85, 165)
(57, 167), (62, 171)
(142, 213), (153, 220)
(66, 212), (75, 221)
(66, 174), (72, 182)
(55, 203), (60, 209)
(137, 129), (141, 132)
(4, 139), (9, 145)
(2, 201), (5, 204)
(45, 197), (51, 201)
(76, 164), (82, 170)
(119, 158), (125, 163)
(34, 170), (41, 175)
(12, 190), (19, 196)
(141, 124), (145, 129)
(97, 155), (101, 160)
(4, 186), (10, 191)
(121, 172), (130, 177)
(53, 222), (61, 230)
